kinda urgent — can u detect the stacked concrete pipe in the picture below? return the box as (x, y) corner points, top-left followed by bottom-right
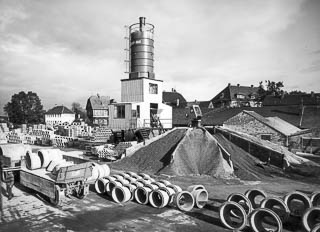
(187, 185), (208, 209)
(302, 207), (320, 232)
(311, 223), (320, 232)
(227, 193), (253, 216)
(245, 189), (267, 209)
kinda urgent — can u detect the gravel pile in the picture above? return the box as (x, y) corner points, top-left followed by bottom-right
(111, 128), (234, 178)
(213, 133), (286, 180)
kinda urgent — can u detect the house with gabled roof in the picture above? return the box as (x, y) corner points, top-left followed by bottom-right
(211, 83), (260, 108)
(45, 105), (75, 126)
(222, 110), (312, 148)
(162, 89), (187, 108)
(86, 94), (110, 126)
(263, 92), (320, 106)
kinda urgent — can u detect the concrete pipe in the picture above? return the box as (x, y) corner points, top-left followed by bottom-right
(167, 184), (182, 194)
(87, 163), (100, 182)
(124, 171), (137, 177)
(134, 185), (153, 205)
(191, 189), (208, 209)
(96, 164), (105, 179)
(245, 189), (267, 209)
(38, 149), (63, 168)
(260, 197), (290, 223)
(311, 223), (320, 232)
(106, 180), (123, 196)
(111, 185), (132, 204)
(302, 207), (320, 232)
(0, 144), (32, 160)
(138, 173), (151, 179)
(25, 152), (42, 170)
(100, 164), (110, 177)
(227, 193), (253, 216)
(131, 181), (144, 188)
(138, 178), (152, 185)
(172, 191), (194, 212)
(219, 201), (247, 231)
(114, 177), (130, 186)
(104, 176), (116, 182)
(311, 192), (320, 207)
(118, 172), (131, 179)
(187, 185), (205, 193)
(46, 160), (59, 172)
(151, 181), (166, 188)
(149, 188), (170, 208)
(249, 208), (283, 232)
(112, 174), (125, 181)
(284, 191), (312, 217)
(158, 180), (171, 186)
(124, 184), (137, 201)
(144, 183), (158, 191)
(158, 186), (176, 204)
(124, 176), (138, 184)
(95, 178), (110, 194)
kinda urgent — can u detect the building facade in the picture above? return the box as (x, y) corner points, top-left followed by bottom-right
(86, 95), (110, 126)
(45, 106), (75, 126)
(211, 84), (260, 108)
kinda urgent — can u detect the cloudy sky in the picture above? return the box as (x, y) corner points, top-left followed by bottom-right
(0, 0), (320, 114)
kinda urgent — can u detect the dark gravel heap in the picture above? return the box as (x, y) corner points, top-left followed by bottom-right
(110, 128), (187, 173)
(213, 133), (286, 180)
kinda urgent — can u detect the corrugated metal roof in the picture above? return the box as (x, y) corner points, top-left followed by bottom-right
(45, 105), (74, 115)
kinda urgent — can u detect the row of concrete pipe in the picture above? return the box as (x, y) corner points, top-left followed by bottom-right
(219, 189), (320, 232)
(94, 171), (208, 211)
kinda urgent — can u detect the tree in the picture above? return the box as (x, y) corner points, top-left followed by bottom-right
(4, 91), (44, 124)
(71, 102), (87, 121)
(289, 90), (307, 95)
(257, 80), (285, 101)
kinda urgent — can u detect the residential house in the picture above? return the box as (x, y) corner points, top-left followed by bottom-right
(263, 92), (320, 106)
(86, 95), (110, 126)
(45, 106), (75, 126)
(211, 83), (260, 108)
(162, 89), (187, 108)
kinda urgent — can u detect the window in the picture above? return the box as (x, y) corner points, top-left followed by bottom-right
(114, 105), (125, 118)
(149, 83), (158, 94)
(137, 105), (140, 118)
(261, 134), (272, 141)
(236, 94), (245, 99)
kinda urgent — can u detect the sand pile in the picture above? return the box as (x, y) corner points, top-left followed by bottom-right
(111, 128), (234, 178)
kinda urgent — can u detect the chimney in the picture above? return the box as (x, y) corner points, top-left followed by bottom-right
(251, 85), (254, 88)
(228, 83), (231, 87)
(139, 17), (146, 31)
(311, 91), (314, 97)
(237, 84), (240, 87)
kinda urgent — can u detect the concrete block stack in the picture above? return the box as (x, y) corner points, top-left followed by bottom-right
(0, 132), (8, 143)
(28, 129), (55, 145)
(52, 135), (73, 148)
(25, 135), (37, 145)
(91, 127), (112, 142)
(0, 123), (9, 133)
(7, 131), (27, 144)
(21, 124), (27, 133)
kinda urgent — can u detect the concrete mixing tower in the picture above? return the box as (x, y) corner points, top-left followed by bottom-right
(128, 17), (155, 80)
(108, 17), (172, 130)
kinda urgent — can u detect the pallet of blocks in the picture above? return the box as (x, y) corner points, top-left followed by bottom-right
(7, 131), (27, 144)
(91, 127), (112, 143)
(52, 136), (74, 148)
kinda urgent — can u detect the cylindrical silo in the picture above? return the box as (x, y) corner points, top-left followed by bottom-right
(129, 17), (155, 79)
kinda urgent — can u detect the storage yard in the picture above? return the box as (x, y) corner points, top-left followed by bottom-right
(1, 13), (320, 232)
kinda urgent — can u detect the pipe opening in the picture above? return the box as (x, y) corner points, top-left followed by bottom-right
(135, 188), (148, 204)
(219, 202), (247, 230)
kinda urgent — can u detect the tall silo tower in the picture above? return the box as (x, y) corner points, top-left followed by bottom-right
(128, 17), (155, 79)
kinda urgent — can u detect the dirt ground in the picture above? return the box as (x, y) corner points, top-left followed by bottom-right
(1, 171), (319, 232)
